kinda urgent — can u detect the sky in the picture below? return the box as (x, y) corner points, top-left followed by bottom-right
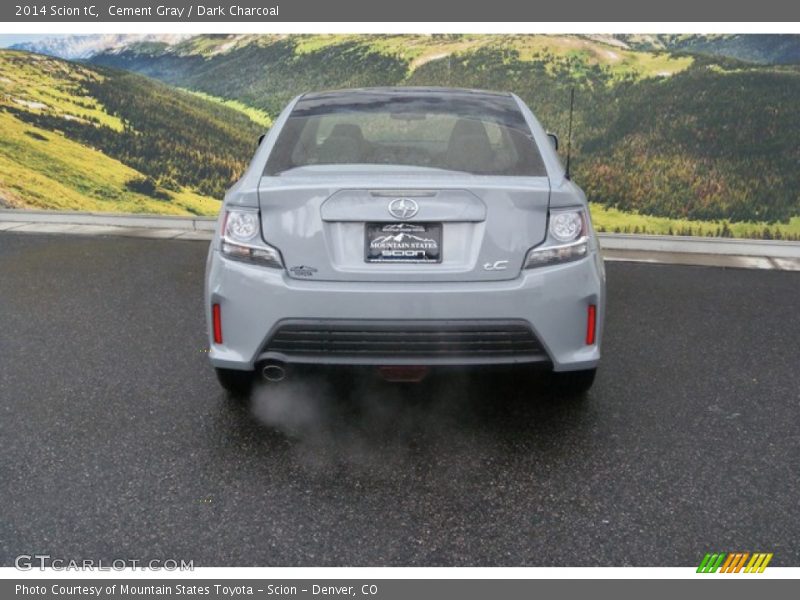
(0, 34), (54, 48)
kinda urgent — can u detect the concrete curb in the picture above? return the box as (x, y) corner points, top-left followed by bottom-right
(2, 209), (800, 271)
(0, 208), (216, 231)
(597, 232), (800, 259)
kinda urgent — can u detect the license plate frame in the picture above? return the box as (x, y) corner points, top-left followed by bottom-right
(365, 222), (443, 264)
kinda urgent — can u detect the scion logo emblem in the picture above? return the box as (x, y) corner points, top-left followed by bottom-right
(388, 198), (419, 220)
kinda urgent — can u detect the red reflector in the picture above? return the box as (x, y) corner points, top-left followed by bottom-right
(586, 304), (597, 345)
(212, 303), (223, 344)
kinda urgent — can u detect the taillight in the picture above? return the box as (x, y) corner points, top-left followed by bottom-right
(212, 303), (223, 344)
(586, 304), (597, 345)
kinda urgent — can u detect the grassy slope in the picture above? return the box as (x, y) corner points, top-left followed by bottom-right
(179, 88), (272, 127)
(0, 111), (216, 214)
(0, 52), (125, 130)
(0, 50), (262, 215)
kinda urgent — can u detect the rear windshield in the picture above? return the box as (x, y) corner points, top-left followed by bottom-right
(264, 91), (547, 176)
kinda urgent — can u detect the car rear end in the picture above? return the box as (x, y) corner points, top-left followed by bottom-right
(205, 88), (604, 392)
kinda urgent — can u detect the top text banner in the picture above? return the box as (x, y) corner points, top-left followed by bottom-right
(3, 1), (800, 22)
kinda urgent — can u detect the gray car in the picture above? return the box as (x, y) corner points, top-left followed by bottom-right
(205, 87), (605, 395)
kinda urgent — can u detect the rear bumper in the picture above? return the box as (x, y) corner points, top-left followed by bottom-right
(205, 247), (605, 372)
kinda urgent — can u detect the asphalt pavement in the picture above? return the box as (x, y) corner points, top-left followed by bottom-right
(1, 232), (798, 566)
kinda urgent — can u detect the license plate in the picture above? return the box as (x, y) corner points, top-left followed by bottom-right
(365, 222), (442, 263)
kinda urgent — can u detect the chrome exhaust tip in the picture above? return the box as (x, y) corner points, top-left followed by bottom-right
(261, 363), (286, 382)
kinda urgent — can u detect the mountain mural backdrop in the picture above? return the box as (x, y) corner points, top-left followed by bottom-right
(2, 34), (799, 239)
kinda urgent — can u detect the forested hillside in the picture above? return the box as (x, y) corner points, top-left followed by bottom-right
(580, 66), (800, 224)
(90, 34), (800, 238)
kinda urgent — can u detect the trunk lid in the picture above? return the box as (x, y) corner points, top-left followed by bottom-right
(258, 171), (550, 283)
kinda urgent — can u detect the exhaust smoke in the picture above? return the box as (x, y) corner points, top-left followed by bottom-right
(244, 367), (581, 478)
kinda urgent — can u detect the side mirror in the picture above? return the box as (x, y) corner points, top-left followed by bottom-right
(257, 133), (266, 148)
(547, 132), (559, 151)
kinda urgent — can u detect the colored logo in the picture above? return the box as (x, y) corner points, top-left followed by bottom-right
(697, 552), (773, 573)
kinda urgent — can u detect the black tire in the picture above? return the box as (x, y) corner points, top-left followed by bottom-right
(545, 368), (596, 397)
(215, 367), (254, 398)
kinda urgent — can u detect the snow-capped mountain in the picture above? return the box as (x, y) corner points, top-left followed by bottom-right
(10, 35), (188, 60)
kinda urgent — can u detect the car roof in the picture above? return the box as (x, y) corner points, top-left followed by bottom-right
(292, 87), (522, 119)
(300, 86), (513, 102)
